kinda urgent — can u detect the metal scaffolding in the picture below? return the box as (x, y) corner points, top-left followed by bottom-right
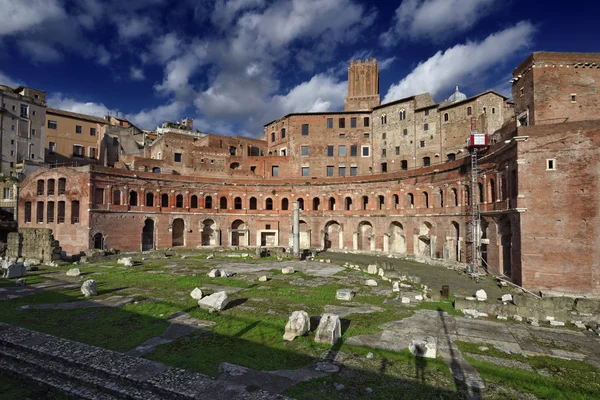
(467, 149), (481, 275)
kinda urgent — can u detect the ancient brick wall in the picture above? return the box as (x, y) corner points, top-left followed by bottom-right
(7, 228), (61, 262)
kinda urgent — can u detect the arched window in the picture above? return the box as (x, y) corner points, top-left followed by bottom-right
(408, 193), (414, 209)
(483, 107), (487, 114)
(492, 107), (495, 114)
(381, 114), (387, 125)
(440, 190), (444, 208)
(161, 194), (169, 207)
(271, 132), (276, 142)
(219, 196), (228, 209)
(71, 200), (80, 224)
(281, 128), (286, 138)
(451, 188), (458, 206)
(58, 178), (66, 194)
(297, 198), (304, 210)
(47, 179), (55, 195)
(329, 197), (335, 211)
(37, 180), (44, 195)
(312, 197), (320, 211)
(281, 198), (289, 210)
(234, 197), (242, 209)
(191, 195), (198, 208)
(478, 182), (484, 204)
(424, 123), (429, 131)
(265, 198), (273, 210)
(423, 156), (430, 166)
(444, 113), (449, 122)
(146, 192), (154, 207)
(344, 196), (352, 211)
(152, 167), (161, 173)
(24, 201), (32, 223)
(401, 160), (408, 170)
(361, 196), (368, 211)
(378, 195), (385, 210)
(392, 194), (399, 210)
(467, 107), (472, 116)
(423, 192), (429, 208)
(205, 196), (213, 209)
(249, 197), (257, 210)
(399, 109), (406, 120)
(176, 194), (184, 208)
(129, 191), (138, 206)
(113, 190), (121, 205)
(490, 179), (496, 202)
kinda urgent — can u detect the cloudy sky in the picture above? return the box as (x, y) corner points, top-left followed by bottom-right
(0, 0), (597, 137)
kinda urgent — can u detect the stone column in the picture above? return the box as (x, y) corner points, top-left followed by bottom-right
(292, 201), (300, 256)
(353, 232), (358, 251)
(215, 229), (221, 246)
(370, 234), (376, 251)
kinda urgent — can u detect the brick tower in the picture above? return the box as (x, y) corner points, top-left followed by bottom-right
(344, 57), (381, 112)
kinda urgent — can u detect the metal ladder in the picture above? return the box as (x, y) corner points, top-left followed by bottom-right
(467, 150), (481, 276)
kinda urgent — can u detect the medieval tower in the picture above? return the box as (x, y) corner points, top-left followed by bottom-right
(344, 57), (381, 112)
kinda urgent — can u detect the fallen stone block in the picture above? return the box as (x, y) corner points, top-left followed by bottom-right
(550, 320), (565, 327)
(258, 275), (268, 282)
(117, 257), (134, 267)
(401, 297), (410, 304)
(414, 295), (423, 301)
(315, 313), (341, 345)
(3, 264), (26, 279)
(66, 268), (81, 277)
(378, 268), (385, 277)
(367, 264), (378, 274)
(282, 266), (295, 274)
(198, 291), (229, 312)
(81, 280), (97, 297)
(190, 287), (203, 300)
(392, 281), (400, 292)
(409, 336), (437, 359)
(207, 269), (221, 278)
(336, 289), (355, 301)
(365, 279), (378, 287)
(513, 315), (523, 322)
(283, 310), (310, 341)
(501, 294), (513, 303)
(15, 278), (26, 287)
(463, 309), (479, 318)
(475, 289), (487, 301)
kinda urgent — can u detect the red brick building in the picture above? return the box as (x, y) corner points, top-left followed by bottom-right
(17, 52), (600, 295)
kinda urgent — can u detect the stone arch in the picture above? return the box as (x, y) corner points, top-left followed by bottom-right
(299, 220), (310, 248)
(357, 221), (373, 251)
(324, 220), (342, 250)
(201, 219), (217, 246)
(422, 192), (429, 208)
(93, 232), (104, 249)
(297, 198), (304, 210)
(377, 195), (385, 210)
(312, 197), (320, 211)
(141, 218), (154, 251)
(172, 218), (185, 247)
(361, 195), (369, 210)
(231, 219), (247, 246)
(406, 193), (415, 209)
(388, 222), (406, 254)
(445, 221), (460, 261)
(344, 196), (352, 211)
(328, 197), (336, 211)
(416, 221), (434, 258)
(392, 194), (400, 210)
(450, 188), (458, 206)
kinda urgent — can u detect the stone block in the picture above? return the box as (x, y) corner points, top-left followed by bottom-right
(392, 281), (400, 292)
(283, 310), (310, 341)
(367, 264), (377, 274)
(336, 289), (355, 301)
(401, 297), (410, 304)
(314, 313), (341, 345)
(575, 298), (600, 314)
(378, 268), (385, 277)
(409, 336), (437, 359)
(190, 288), (203, 300)
(15, 278), (26, 287)
(198, 291), (229, 311)
(66, 268), (81, 277)
(475, 289), (487, 301)
(3, 264), (25, 279)
(81, 280), (97, 297)
(117, 257), (134, 267)
(282, 266), (295, 274)
(550, 320), (565, 327)
(258, 276), (268, 282)
(365, 279), (378, 287)
(207, 269), (221, 278)
(501, 294), (513, 303)
(414, 295), (423, 301)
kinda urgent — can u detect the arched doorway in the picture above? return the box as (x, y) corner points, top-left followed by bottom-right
(172, 218), (185, 247)
(357, 221), (373, 251)
(93, 233), (104, 249)
(202, 219), (216, 246)
(141, 219), (154, 251)
(231, 220), (247, 246)
(445, 222), (460, 261)
(416, 222), (433, 258)
(324, 221), (342, 250)
(388, 222), (406, 254)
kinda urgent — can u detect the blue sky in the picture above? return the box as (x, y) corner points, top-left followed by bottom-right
(0, 0), (598, 137)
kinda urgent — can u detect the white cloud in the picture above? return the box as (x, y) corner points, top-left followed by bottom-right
(378, 56), (397, 71)
(0, 70), (23, 88)
(0, 0), (65, 36)
(19, 40), (63, 63)
(154, 42), (208, 97)
(129, 67), (145, 81)
(383, 22), (535, 103)
(381, 0), (496, 45)
(116, 16), (152, 40)
(96, 46), (111, 66)
(150, 33), (183, 63)
(127, 101), (187, 128)
(212, 0), (266, 27)
(271, 74), (346, 114)
(47, 94), (114, 117)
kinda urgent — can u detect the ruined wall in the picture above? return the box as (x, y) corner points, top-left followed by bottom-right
(7, 228), (61, 262)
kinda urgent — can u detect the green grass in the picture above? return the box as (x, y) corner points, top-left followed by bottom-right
(455, 341), (600, 400)
(0, 372), (73, 399)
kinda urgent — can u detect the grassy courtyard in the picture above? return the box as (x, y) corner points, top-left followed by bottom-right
(0, 251), (599, 399)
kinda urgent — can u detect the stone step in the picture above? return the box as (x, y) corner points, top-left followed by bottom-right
(0, 322), (284, 400)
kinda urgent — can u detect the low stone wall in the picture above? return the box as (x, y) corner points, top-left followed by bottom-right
(455, 293), (600, 323)
(6, 228), (62, 263)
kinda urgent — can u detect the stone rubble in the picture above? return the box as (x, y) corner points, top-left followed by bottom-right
(258, 276), (268, 282)
(392, 281), (400, 292)
(367, 264), (378, 274)
(117, 257), (134, 267)
(207, 269), (221, 278)
(475, 289), (487, 301)
(66, 268), (81, 277)
(81, 280), (97, 297)
(15, 278), (26, 287)
(336, 289), (355, 301)
(365, 279), (378, 287)
(281, 266), (295, 274)
(198, 291), (229, 312)
(190, 288), (203, 300)
(2, 263), (26, 279)
(409, 336), (437, 359)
